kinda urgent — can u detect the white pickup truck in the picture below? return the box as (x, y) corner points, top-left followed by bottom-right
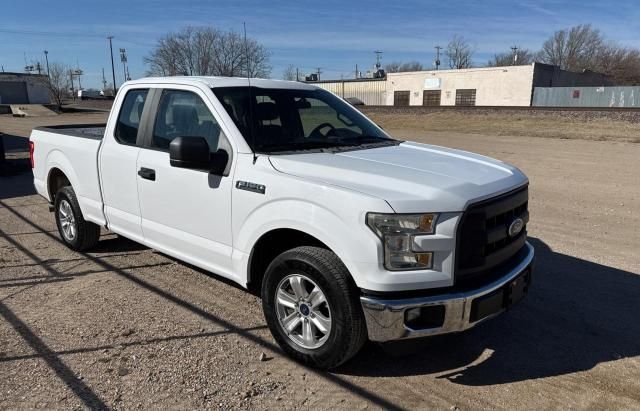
(30, 77), (534, 369)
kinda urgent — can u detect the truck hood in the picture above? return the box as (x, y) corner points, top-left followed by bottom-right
(269, 141), (528, 212)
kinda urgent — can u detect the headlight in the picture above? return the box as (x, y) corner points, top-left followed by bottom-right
(366, 213), (438, 271)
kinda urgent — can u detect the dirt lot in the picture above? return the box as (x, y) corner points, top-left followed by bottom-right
(1, 111), (640, 410)
(363, 107), (640, 143)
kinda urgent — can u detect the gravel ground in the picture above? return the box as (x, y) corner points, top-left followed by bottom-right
(363, 107), (640, 143)
(1, 112), (640, 409)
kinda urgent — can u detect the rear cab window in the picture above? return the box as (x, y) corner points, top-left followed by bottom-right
(114, 89), (149, 145)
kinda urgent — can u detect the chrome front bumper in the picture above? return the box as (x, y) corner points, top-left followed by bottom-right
(360, 242), (535, 342)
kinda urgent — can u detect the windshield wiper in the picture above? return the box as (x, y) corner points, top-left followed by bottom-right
(257, 136), (400, 154)
(340, 135), (396, 143)
(256, 140), (351, 153)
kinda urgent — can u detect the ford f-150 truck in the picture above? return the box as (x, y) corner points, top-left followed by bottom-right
(30, 77), (534, 369)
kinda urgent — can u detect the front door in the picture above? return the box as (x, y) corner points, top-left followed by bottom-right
(136, 88), (235, 278)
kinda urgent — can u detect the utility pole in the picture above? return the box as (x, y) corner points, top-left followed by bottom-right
(316, 67), (322, 81)
(435, 46), (442, 70)
(35, 62), (42, 75)
(69, 69), (75, 100)
(355, 63), (358, 79)
(75, 69), (83, 90)
(511, 46), (519, 65)
(43, 50), (50, 77)
(102, 68), (108, 91)
(296, 67), (299, 82)
(119, 48), (128, 83)
(374, 50), (383, 69)
(108, 36), (117, 93)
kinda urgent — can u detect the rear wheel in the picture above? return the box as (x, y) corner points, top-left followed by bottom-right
(54, 186), (100, 251)
(262, 246), (367, 369)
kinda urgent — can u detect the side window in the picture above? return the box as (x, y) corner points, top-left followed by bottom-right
(114, 89), (148, 145)
(152, 90), (221, 152)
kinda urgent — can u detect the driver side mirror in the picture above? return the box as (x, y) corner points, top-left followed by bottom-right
(169, 136), (229, 175)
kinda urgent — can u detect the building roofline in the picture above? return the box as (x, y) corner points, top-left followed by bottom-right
(305, 77), (387, 84)
(0, 72), (48, 78)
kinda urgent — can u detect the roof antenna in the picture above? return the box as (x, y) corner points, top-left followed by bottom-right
(243, 22), (257, 164)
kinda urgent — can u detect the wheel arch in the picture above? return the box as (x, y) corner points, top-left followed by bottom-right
(44, 150), (81, 203)
(47, 167), (71, 203)
(247, 228), (332, 294)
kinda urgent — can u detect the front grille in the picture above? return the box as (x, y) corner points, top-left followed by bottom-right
(455, 186), (529, 288)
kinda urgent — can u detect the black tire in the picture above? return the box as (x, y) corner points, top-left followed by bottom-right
(54, 186), (100, 251)
(261, 246), (367, 369)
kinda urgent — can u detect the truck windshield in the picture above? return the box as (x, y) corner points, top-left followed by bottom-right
(212, 87), (397, 153)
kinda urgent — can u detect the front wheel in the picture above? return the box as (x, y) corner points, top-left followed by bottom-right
(261, 246), (367, 369)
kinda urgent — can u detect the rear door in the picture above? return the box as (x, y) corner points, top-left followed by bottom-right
(99, 87), (150, 242)
(136, 86), (236, 278)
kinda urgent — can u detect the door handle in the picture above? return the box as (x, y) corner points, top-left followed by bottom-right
(138, 167), (156, 181)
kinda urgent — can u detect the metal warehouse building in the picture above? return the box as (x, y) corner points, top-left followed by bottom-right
(0, 73), (51, 105)
(310, 78), (387, 105)
(313, 63), (610, 107)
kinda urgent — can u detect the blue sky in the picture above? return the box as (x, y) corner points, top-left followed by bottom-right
(1, 0), (639, 88)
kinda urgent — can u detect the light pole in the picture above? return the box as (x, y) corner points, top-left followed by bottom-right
(43, 50), (50, 77)
(435, 46), (442, 70)
(108, 36), (117, 93)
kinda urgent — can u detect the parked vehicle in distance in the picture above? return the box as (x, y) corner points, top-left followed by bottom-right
(77, 89), (115, 100)
(30, 77), (534, 369)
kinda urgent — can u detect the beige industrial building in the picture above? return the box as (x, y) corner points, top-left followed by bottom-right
(388, 65), (535, 106)
(0, 73), (51, 105)
(312, 63), (610, 107)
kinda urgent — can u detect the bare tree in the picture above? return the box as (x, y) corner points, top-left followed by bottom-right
(537, 24), (640, 84)
(446, 35), (474, 69)
(384, 61), (402, 73)
(145, 26), (271, 78)
(385, 61), (424, 73)
(38, 63), (70, 110)
(400, 61), (424, 72)
(282, 64), (298, 81)
(488, 49), (535, 67)
(538, 24), (603, 71)
(593, 44), (640, 85)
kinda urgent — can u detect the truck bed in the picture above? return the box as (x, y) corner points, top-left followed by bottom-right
(30, 124), (107, 226)
(33, 124), (106, 140)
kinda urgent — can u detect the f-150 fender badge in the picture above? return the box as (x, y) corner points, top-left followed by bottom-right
(236, 181), (266, 194)
(508, 217), (524, 237)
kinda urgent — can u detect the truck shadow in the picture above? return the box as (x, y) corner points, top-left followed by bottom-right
(338, 237), (640, 385)
(0, 134), (31, 178)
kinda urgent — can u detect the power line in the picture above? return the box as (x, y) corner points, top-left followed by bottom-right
(0, 28), (155, 47)
(0, 28), (106, 38)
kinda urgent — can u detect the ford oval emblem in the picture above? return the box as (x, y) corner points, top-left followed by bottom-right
(508, 217), (524, 238)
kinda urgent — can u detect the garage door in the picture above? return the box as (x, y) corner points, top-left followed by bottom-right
(0, 81), (29, 104)
(394, 91), (410, 106)
(423, 90), (441, 106)
(455, 89), (476, 106)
